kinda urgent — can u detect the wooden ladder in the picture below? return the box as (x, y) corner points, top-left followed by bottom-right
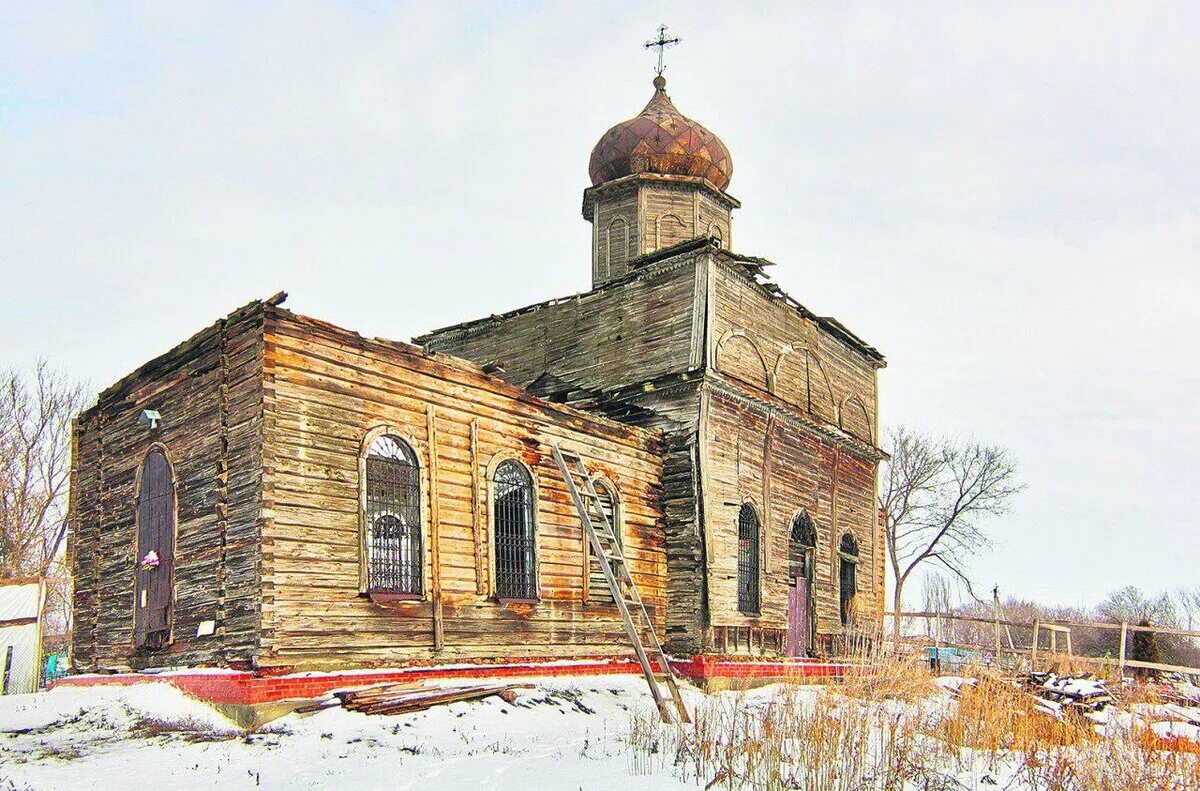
(551, 443), (690, 723)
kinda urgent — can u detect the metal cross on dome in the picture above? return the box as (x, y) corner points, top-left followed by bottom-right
(644, 25), (681, 77)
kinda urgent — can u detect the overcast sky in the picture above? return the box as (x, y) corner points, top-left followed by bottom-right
(2, 3), (1197, 609)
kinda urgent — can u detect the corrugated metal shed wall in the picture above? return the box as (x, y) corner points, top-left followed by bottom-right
(0, 582), (44, 695)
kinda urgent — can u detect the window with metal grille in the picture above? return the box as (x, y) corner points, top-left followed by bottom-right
(588, 481), (620, 603)
(493, 460), (537, 600)
(737, 503), (760, 614)
(839, 533), (859, 625)
(365, 435), (422, 595)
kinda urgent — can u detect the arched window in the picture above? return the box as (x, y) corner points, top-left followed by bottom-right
(494, 460), (537, 600)
(588, 480), (620, 603)
(365, 435), (422, 595)
(839, 533), (859, 626)
(135, 448), (175, 651)
(790, 511), (817, 581)
(737, 503), (760, 614)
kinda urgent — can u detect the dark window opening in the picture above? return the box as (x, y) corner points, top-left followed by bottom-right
(737, 503), (760, 614)
(789, 511), (817, 582)
(839, 532), (859, 626)
(494, 460), (537, 600)
(366, 435), (422, 595)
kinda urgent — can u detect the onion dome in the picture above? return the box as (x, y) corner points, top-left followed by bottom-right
(588, 75), (733, 191)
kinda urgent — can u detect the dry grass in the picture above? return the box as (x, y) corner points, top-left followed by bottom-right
(839, 654), (939, 704)
(626, 661), (1200, 790)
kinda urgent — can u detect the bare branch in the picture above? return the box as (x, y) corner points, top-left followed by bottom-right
(878, 425), (1023, 641)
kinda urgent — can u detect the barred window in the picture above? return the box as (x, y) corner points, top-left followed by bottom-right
(494, 460), (537, 600)
(737, 503), (760, 614)
(365, 435), (422, 595)
(588, 480), (620, 603)
(839, 533), (859, 625)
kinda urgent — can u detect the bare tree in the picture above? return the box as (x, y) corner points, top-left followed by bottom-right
(1175, 587), (1200, 631)
(0, 361), (87, 579)
(879, 426), (1023, 642)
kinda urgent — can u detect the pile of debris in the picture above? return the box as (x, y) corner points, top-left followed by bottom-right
(1023, 672), (1114, 714)
(296, 681), (533, 716)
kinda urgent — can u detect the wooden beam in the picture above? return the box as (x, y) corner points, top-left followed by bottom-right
(427, 406), (443, 651)
(470, 418), (485, 596)
(1118, 621), (1127, 677)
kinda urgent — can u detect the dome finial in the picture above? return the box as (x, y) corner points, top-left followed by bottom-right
(644, 25), (681, 78)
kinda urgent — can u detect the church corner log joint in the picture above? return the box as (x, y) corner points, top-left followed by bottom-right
(68, 67), (888, 675)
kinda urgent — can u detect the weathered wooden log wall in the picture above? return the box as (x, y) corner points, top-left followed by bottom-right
(258, 306), (667, 669)
(69, 301), (266, 671)
(704, 253), (886, 648)
(421, 240), (887, 657)
(419, 256), (711, 655)
(700, 383), (882, 643)
(415, 252), (704, 395)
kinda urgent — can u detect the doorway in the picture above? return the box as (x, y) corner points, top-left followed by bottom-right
(134, 449), (175, 651)
(786, 512), (817, 657)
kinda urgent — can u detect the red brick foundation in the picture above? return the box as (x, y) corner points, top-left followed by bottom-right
(51, 656), (850, 705)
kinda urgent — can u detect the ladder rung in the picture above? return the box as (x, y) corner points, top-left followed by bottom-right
(602, 553), (624, 562)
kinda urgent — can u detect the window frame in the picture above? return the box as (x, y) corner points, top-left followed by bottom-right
(736, 501), (762, 615)
(838, 532), (860, 626)
(487, 454), (540, 603)
(358, 426), (428, 600)
(586, 477), (622, 604)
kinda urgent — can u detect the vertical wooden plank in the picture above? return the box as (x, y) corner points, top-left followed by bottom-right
(1031, 619), (1040, 671)
(1118, 621), (1128, 677)
(427, 406), (443, 651)
(471, 418), (485, 596)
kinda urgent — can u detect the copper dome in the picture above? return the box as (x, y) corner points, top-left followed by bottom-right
(588, 76), (733, 191)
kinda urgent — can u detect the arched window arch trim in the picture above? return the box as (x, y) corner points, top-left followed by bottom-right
(358, 425), (428, 599)
(737, 500), (762, 615)
(132, 443), (179, 650)
(485, 453), (540, 602)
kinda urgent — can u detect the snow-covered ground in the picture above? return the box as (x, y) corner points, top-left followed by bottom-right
(1, 675), (1197, 790)
(0, 677), (703, 790)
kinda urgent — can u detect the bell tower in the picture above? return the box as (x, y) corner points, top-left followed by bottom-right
(583, 33), (739, 288)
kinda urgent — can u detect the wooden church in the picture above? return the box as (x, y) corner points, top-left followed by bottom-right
(68, 68), (887, 674)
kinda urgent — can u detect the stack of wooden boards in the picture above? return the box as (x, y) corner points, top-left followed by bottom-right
(296, 681), (533, 716)
(1024, 672), (1114, 714)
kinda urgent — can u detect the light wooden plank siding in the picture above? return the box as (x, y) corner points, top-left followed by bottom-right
(258, 307), (667, 669)
(70, 302), (265, 671)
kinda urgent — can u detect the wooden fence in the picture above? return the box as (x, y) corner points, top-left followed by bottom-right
(882, 611), (1200, 677)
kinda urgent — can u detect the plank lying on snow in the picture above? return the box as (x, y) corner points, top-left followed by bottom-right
(297, 681), (535, 716)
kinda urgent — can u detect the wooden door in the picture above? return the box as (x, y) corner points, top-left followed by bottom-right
(134, 450), (175, 650)
(786, 577), (811, 658)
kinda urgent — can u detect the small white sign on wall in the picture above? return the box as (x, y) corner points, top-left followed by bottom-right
(196, 620), (216, 637)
